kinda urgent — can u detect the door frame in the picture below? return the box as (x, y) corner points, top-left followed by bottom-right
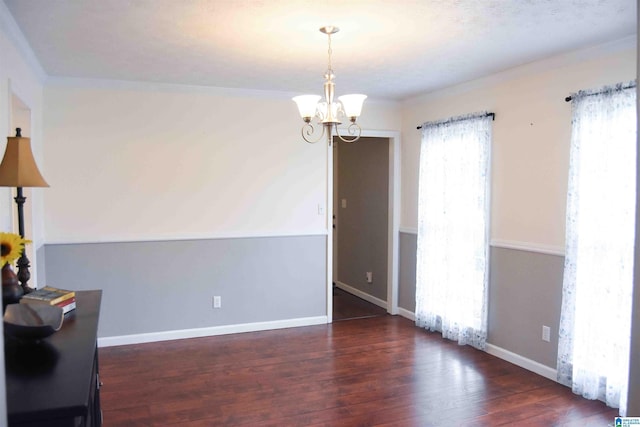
(326, 129), (401, 322)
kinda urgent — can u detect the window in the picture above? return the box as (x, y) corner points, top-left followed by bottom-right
(415, 112), (492, 349)
(557, 82), (636, 415)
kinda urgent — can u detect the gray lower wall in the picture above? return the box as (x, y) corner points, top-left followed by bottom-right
(398, 231), (417, 313)
(487, 247), (564, 368)
(44, 235), (327, 338)
(398, 230), (564, 369)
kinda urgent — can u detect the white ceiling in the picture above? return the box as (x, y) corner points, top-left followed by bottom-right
(2, 0), (637, 101)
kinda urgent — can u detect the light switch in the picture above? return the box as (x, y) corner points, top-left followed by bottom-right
(341, 199), (347, 208)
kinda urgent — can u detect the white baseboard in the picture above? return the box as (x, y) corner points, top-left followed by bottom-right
(99, 312), (558, 386)
(395, 311), (557, 381)
(97, 316), (328, 347)
(335, 281), (387, 310)
(397, 307), (415, 321)
(485, 343), (558, 381)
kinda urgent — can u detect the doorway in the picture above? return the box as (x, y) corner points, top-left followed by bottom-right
(330, 131), (400, 321)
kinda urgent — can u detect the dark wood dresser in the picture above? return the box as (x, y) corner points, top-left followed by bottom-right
(5, 290), (102, 426)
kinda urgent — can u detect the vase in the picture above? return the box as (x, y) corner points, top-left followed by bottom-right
(2, 263), (23, 310)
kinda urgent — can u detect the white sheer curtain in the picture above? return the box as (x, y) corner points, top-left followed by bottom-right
(415, 113), (492, 350)
(557, 82), (636, 415)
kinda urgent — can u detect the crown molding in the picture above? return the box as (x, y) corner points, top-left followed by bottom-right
(0, 1), (47, 82)
(45, 76), (305, 99)
(45, 76), (399, 106)
(402, 35), (637, 106)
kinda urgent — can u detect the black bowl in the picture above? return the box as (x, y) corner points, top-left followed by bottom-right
(3, 304), (64, 340)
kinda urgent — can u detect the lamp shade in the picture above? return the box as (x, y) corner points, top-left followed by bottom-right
(338, 94), (367, 118)
(0, 134), (49, 188)
(292, 95), (321, 119)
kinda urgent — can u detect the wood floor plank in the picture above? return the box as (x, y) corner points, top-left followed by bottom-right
(332, 287), (387, 321)
(99, 316), (620, 426)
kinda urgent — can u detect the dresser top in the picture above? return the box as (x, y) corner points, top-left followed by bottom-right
(5, 290), (102, 423)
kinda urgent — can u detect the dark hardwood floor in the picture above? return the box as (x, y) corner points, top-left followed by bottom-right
(332, 286), (388, 321)
(99, 315), (619, 426)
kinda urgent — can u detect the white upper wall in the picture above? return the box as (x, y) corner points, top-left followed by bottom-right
(401, 37), (637, 250)
(0, 1), (46, 283)
(43, 80), (400, 243)
(0, 2), (48, 422)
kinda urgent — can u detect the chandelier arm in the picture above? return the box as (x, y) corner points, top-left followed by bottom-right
(334, 122), (362, 143)
(301, 122), (326, 144)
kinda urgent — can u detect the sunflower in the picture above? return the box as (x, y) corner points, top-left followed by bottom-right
(0, 232), (31, 267)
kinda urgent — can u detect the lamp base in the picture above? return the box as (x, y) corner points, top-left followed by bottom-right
(16, 253), (33, 294)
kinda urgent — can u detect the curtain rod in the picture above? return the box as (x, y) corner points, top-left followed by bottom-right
(416, 112), (495, 130)
(565, 82), (636, 102)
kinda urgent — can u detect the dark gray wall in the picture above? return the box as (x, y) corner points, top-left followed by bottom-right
(44, 235), (326, 338)
(398, 233), (564, 369)
(336, 137), (389, 301)
(398, 231), (417, 313)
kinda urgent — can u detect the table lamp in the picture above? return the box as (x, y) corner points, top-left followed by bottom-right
(0, 128), (49, 293)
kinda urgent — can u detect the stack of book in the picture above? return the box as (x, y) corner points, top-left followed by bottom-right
(20, 286), (76, 314)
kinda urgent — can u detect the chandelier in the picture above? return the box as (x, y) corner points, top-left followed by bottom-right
(292, 26), (367, 145)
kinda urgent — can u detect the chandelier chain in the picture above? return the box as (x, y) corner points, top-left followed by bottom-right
(327, 33), (333, 75)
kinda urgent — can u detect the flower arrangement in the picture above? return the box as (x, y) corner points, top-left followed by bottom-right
(0, 232), (31, 268)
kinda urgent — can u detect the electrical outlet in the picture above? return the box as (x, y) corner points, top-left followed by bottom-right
(542, 325), (550, 342)
(213, 296), (222, 309)
(366, 272), (373, 283)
